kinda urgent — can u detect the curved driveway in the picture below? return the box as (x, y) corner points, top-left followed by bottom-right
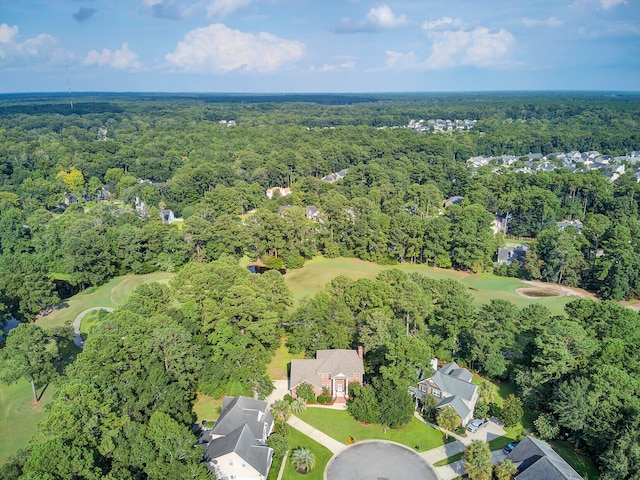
(73, 307), (114, 349)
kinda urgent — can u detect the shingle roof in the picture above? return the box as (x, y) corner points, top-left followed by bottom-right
(206, 424), (273, 477)
(202, 396), (274, 478)
(290, 349), (364, 389)
(437, 396), (470, 422)
(212, 396), (273, 441)
(431, 363), (476, 400)
(507, 436), (583, 480)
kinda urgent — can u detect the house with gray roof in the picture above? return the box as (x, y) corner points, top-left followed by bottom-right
(506, 436), (583, 479)
(290, 348), (364, 403)
(411, 361), (478, 426)
(199, 396), (274, 480)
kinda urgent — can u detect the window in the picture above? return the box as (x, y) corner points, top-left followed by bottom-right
(419, 384), (427, 393)
(349, 373), (354, 378)
(432, 389), (441, 398)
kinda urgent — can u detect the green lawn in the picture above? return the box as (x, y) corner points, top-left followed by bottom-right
(281, 426), (334, 480)
(296, 408), (443, 452)
(36, 272), (174, 331)
(284, 257), (578, 315)
(267, 339), (306, 380)
(550, 440), (600, 480)
(0, 379), (52, 465)
(192, 393), (223, 423)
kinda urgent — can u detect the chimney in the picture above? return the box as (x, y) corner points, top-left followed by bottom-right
(357, 346), (363, 359)
(430, 358), (438, 372)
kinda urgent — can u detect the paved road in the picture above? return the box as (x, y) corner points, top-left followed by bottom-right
(326, 441), (437, 480)
(72, 307), (114, 349)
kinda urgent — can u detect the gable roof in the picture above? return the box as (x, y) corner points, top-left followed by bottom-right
(212, 396), (273, 441)
(206, 424), (273, 477)
(431, 363), (476, 400)
(437, 395), (471, 422)
(507, 436), (583, 480)
(290, 349), (364, 389)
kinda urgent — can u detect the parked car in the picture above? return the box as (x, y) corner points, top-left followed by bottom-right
(467, 418), (489, 433)
(503, 442), (519, 454)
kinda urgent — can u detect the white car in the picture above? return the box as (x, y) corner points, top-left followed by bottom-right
(467, 418), (489, 433)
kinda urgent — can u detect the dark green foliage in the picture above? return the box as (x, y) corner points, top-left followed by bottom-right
(501, 394), (524, 428)
(295, 382), (315, 402)
(267, 432), (290, 459)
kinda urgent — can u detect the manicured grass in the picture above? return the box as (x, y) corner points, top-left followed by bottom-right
(282, 426), (334, 480)
(296, 408), (444, 452)
(284, 257), (577, 315)
(267, 339), (306, 380)
(0, 379), (52, 465)
(78, 309), (107, 335)
(550, 440), (600, 480)
(192, 393), (223, 423)
(36, 272), (174, 331)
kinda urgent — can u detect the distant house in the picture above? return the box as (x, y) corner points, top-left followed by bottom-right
(290, 348), (364, 403)
(320, 169), (348, 183)
(497, 243), (529, 266)
(556, 219), (583, 231)
(134, 196), (149, 216)
(444, 196), (464, 208)
(266, 187), (292, 199)
(198, 396), (274, 480)
(159, 209), (175, 224)
(278, 205), (294, 217)
(306, 205), (320, 221)
(506, 436), (583, 480)
(492, 215), (509, 235)
(411, 361), (478, 426)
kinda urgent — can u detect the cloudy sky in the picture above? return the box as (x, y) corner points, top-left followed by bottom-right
(1, 0), (638, 93)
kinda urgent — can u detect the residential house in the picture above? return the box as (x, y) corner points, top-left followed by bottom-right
(492, 214), (509, 235)
(134, 197), (150, 217)
(290, 348), (364, 402)
(556, 219), (583, 231)
(265, 187), (292, 199)
(320, 168), (348, 183)
(198, 396), (274, 480)
(159, 209), (175, 224)
(497, 243), (529, 266)
(506, 436), (583, 480)
(305, 205), (321, 221)
(411, 361), (478, 426)
(444, 196), (464, 208)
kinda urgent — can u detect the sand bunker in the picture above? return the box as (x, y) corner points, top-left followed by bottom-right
(516, 281), (594, 299)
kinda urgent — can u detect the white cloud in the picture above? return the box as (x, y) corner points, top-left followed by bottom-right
(571, 0), (627, 9)
(422, 17), (465, 32)
(384, 50), (420, 70)
(384, 18), (514, 71)
(0, 23), (71, 68)
(0, 24), (18, 45)
(206, 0), (252, 18)
(310, 59), (355, 73)
(521, 16), (563, 27)
(165, 23), (305, 73)
(85, 43), (142, 70)
(336, 4), (407, 33)
(600, 0), (627, 8)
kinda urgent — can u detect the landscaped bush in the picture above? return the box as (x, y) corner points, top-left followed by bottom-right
(284, 394), (293, 403)
(455, 426), (467, 437)
(296, 382), (315, 402)
(317, 395), (326, 404)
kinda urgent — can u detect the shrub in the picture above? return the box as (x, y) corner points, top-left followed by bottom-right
(266, 433), (289, 459)
(283, 394), (293, 403)
(317, 395), (326, 404)
(296, 382), (315, 402)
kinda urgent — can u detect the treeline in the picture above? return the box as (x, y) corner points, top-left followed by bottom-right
(0, 94), (640, 321)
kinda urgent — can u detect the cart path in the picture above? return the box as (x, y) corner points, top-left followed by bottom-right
(73, 307), (114, 349)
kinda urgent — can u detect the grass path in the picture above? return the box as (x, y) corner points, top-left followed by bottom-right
(285, 257), (578, 315)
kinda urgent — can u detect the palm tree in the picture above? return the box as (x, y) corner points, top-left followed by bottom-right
(291, 447), (316, 474)
(464, 439), (492, 480)
(494, 459), (518, 480)
(436, 406), (460, 439)
(289, 397), (307, 414)
(271, 399), (291, 426)
(478, 379), (495, 404)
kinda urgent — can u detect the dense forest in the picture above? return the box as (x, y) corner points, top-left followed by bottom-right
(1, 92), (640, 479)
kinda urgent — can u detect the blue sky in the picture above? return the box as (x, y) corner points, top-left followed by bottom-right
(1, 0), (638, 93)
